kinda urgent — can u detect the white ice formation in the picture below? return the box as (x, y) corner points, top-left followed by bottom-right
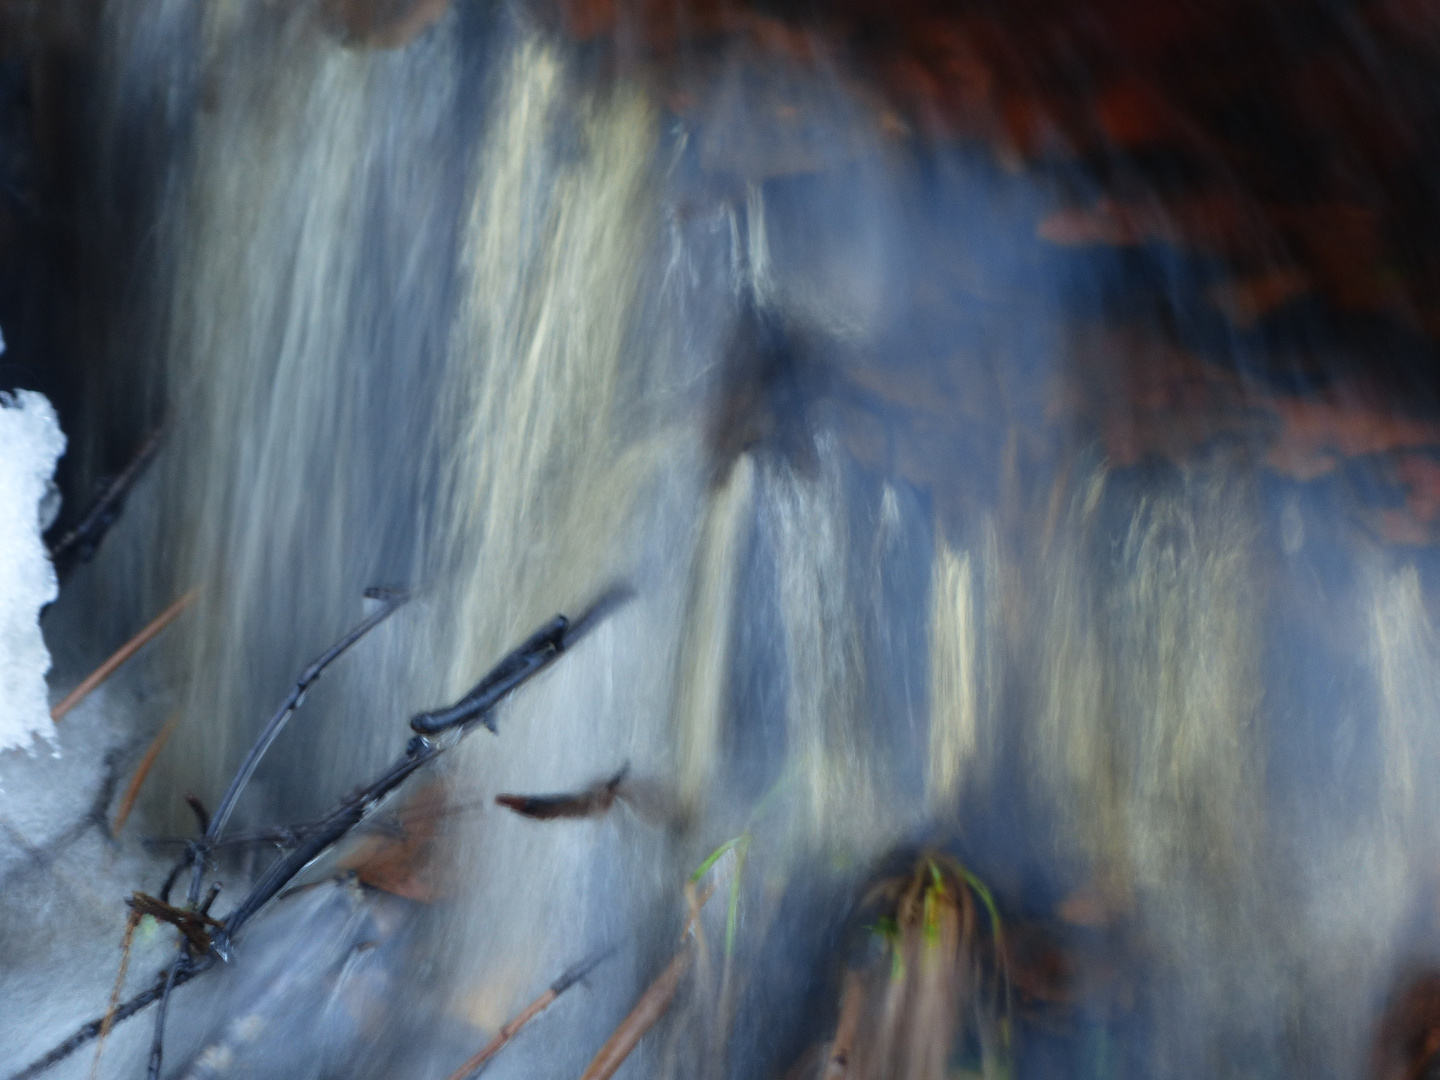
(0, 375), (66, 751)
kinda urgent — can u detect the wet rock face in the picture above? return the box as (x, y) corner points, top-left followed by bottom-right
(1373, 972), (1440, 1080)
(318, 0), (451, 47)
(535, 0), (1440, 354)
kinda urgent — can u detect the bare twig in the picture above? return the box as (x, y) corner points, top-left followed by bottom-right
(3, 955), (215, 1080)
(9, 586), (633, 1080)
(444, 947), (616, 1080)
(51, 591), (196, 722)
(205, 586), (408, 843)
(157, 849), (193, 905)
(409, 617), (568, 735)
(183, 794), (211, 836)
(148, 587), (409, 1080)
(48, 425), (166, 568)
(146, 954), (183, 1080)
(213, 735), (439, 948)
(143, 796), (493, 857)
(113, 714), (180, 833)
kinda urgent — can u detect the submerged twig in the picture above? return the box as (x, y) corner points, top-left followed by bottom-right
(141, 588), (410, 1079)
(51, 591), (196, 722)
(444, 947), (616, 1080)
(183, 794), (211, 836)
(146, 956), (183, 1080)
(48, 424), (165, 569)
(143, 797), (493, 856)
(214, 736), (439, 946)
(575, 883), (715, 1080)
(89, 909), (143, 1080)
(148, 588), (411, 1080)
(4, 956), (215, 1080)
(410, 617), (567, 734)
(205, 575), (622, 939)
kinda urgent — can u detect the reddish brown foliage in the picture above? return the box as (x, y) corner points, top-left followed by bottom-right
(323, 0), (452, 47)
(337, 780), (449, 902)
(1373, 972), (1440, 1080)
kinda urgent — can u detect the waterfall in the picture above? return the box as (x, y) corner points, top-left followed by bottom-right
(5, 3), (1440, 1079)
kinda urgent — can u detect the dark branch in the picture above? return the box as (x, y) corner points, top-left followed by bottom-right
(144, 798), (492, 853)
(157, 848), (193, 905)
(409, 617), (568, 735)
(205, 587), (409, 845)
(152, 587), (410, 1080)
(410, 584), (633, 736)
(183, 794), (211, 836)
(146, 954), (183, 1080)
(223, 586), (632, 943)
(214, 736), (440, 948)
(8, 585), (633, 1080)
(2, 955), (214, 1080)
(47, 425), (165, 570)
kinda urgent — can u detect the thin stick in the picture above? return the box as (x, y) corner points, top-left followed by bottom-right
(408, 617), (569, 734)
(48, 425), (165, 566)
(217, 588), (631, 946)
(215, 737), (439, 947)
(445, 947), (616, 1080)
(89, 909), (142, 1080)
(204, 587), (408, 843)
(145, 954), (182, 1080)
(148, 588), (411, 1080)
(3, 955), (215, 1080)
(576, 885), (714, 1080)
(143, 797), (494, 855)
(112, 714), (180, 834)
(51, 592), (197, 722)
(576, 952), (692, 1080)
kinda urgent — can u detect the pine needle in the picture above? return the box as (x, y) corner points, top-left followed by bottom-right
(112, 714), (181, 834)
(52, 591), (197, 722)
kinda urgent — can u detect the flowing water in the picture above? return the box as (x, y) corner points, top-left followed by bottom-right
(6, 3), (1440, 1079)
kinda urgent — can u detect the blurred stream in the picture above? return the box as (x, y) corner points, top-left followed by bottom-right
(5, 3), (1440, 1079)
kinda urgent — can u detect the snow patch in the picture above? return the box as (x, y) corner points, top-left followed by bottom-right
(0, 387), (65, 751)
